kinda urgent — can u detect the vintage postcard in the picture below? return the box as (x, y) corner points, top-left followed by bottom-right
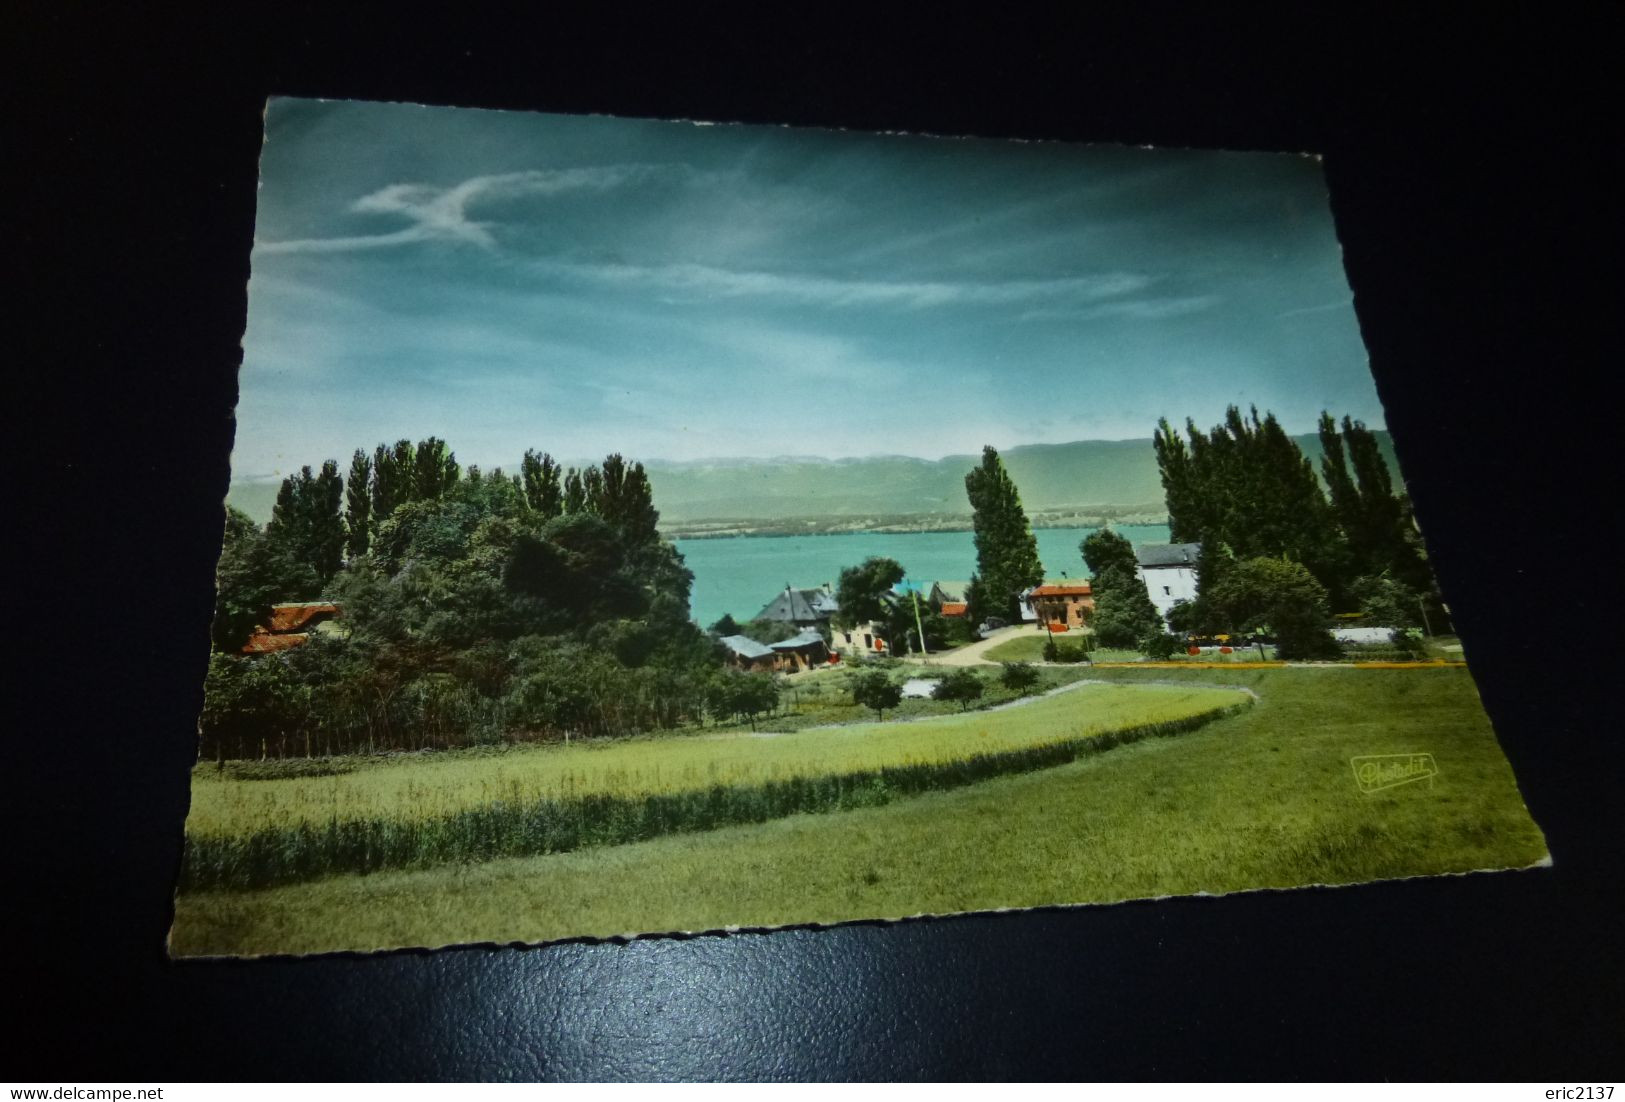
(172, 98), (1548, 957)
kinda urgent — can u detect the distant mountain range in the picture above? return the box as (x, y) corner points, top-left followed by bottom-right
(226, 432), (1400, 530)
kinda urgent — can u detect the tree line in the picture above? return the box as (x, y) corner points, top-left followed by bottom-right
(204, 437), (744, 760)
(944, 413), (1443, 661)
(1152, 407), (1444, 657)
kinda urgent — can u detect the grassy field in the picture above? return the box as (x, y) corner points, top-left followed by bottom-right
(171, 666), (1547, 956)
(186, 681), (1239, 833)
(180, 680), (1244, 890)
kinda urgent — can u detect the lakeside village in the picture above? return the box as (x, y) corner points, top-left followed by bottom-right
(245, 538), (1414, 685)
(204, 407), (1453, 761)
(177, 409), (1528, 957)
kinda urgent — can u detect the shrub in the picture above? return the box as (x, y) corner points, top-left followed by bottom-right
(1052, 640), (1089, 664)
(1391, 627), (1428, 659)
(850, 671), (903, 720)
(932, 670), (986, 712)
(1000, 662), (1041, 693)
(1141, 633), (1181, 660)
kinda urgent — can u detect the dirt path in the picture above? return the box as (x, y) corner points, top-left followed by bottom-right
(910, 625), (1026, 667)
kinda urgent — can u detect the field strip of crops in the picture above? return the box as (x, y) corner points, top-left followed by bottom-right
(187, 683), (1244, 834)
(180, 683), (1249, 890)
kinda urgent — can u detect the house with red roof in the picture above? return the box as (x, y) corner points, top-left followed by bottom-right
(1027, 582), (1095, 634)
(239, 602), (342, 655)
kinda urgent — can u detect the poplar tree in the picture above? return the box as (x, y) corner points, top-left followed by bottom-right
(964, 446), (1044, 624)
(267, 460), (345, 583)
(1153, 406), (1346, 601)
(371, 439), (413, 522)
(345, 449), (372, 558)
(411, 436), (459, 500)
(521, 449), (563, 518)
(562, 468), (587, 514)
(1318, 412), (1435, 599)
(596, 453), (660, 548)
(1154, 418), (1203, 544)
(581, 464), (605, 514)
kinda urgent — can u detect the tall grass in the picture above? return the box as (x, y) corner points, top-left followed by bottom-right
(185, 683), (1237, 833)
(180, 698), (1247, 890)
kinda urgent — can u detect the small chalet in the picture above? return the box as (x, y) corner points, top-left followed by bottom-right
(769, 629), (832, 672)
(754, 584), (839, 629)
(928, 581), (972, 619)
(1135, 542), (1201, 625)
(240, 602), (342, 655)
(1028, 582), (1095, 633)
(719, 634), (778, 673)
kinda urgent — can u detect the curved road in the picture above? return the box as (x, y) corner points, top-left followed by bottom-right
(910, 625), (1030, 667)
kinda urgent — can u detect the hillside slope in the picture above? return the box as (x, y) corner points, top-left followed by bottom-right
(226, 432), (1399, 526)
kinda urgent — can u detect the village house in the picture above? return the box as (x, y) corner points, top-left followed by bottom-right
(769, 628), (832, 672)
(928, 580), (972, 619)
(829, 619), (889, 659)
(1028, 582), (1095, 633)
(1134, 542), (1201, 625)
(753, 584), (839, 629)
(240, 602), (342, 655)
(719, 634), (778, 672)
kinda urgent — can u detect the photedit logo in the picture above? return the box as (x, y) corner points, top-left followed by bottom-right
(1351, 753), (1438, 794)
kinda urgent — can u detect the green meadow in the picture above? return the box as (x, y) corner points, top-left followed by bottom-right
(178, 680), (1243, 891)
(171, 667), (1546, 956)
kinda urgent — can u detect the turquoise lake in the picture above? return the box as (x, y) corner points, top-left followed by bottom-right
(674, 524), (1171, 628)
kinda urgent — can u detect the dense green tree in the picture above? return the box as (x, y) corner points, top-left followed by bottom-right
(1348, 573), (1422, 628)
(504, 513), (646, 627)
(1155, 407), (1349, 605)
(1080, 527), (1163, 648)
(211, 506), (323, 652)
(880, 590), (955, 655)
(964, 446), (1044, 624)
(705, 669), (780, 730)
(932, 669), (985, 712)
(833, 557), (906, 629)
(1153, 418), (1204, 544)
(345, 450), (372, 558)
(411, 436), (460, 501)
(1142, 633), (1182, 660)
(708, 613), (742, 636)
(850, 670), (902, 721)
(521, 449), (563, 518)
(1000, 662), (1041, 693)
(1080, 527), (1139, 580)
(593, 453), (661, 547)
(265, 461), (345, 583)
(562, 468), (587, 514)
(1318, 412), (1434, 597)
(580, 465), (605, 514)
(1204, 557), (1340, 660)
(205, 434), (723, 758)
(371, 439), (413, 522)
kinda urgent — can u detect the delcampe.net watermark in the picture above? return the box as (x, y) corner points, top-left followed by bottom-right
(1350, 753), (1438, 794)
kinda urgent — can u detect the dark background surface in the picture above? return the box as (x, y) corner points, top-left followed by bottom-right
(10, 7), (1622, 1081)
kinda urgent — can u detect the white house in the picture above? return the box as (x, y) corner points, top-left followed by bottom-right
(829, 620), (890, 659)
(1135, 542), (1201, 625)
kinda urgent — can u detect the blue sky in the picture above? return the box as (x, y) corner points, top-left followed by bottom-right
(233, 97), (1381, 481)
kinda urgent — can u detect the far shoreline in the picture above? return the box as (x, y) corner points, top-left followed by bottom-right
(664, 511), (1170, 541)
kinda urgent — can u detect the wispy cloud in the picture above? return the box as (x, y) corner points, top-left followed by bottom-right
(543, 259), (1152, 311)
(256, 166), (679, 255)
(1275, 299), (1350, 319)
(1020, 294), (1221, 323)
